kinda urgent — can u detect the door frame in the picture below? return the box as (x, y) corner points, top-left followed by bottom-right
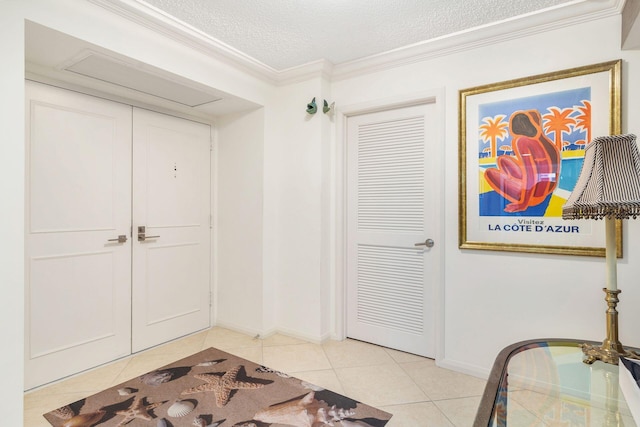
(333, 88), (446, 361)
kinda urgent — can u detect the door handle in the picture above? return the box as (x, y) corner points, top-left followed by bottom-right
(107, 235), (128, 243)
(415, 238), (434, 248)
(137, 226), (160, 242)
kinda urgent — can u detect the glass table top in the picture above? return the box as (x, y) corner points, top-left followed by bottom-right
(475, 340), (638, 427)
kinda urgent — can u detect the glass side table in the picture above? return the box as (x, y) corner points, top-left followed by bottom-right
(474, 339), (638, 426)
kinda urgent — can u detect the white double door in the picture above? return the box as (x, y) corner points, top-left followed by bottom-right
(25, 82), (211, 389)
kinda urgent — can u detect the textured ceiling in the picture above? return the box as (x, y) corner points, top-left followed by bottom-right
(143, 0), (574, 70)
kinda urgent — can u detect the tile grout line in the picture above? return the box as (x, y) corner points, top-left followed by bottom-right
(431, 399), (466, 427)
(395, 359), (436, 403)
(320, 340), (351, 397)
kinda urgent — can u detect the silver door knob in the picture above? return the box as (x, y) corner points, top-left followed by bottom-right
(107, 235), (128, 243)
(415, 238), (434, 248)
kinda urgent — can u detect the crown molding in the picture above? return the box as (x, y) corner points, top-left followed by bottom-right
(88, 0), (282, 84)
(331, 0), (625, 80)
(89, 0), (624, 86)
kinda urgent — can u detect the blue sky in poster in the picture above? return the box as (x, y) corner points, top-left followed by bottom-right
(479, 87), (590, 124)
(478, 87), (591, 149)
(478, 87), (590, 217)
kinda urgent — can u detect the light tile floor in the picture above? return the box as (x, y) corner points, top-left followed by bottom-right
(24, 327), (487, 426)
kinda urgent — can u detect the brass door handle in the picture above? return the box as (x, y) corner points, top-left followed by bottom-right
(107, 235), (128, 243)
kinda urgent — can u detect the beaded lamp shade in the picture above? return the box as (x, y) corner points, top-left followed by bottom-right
(563, 134), (640, 220)
(562, 133), (640, 365)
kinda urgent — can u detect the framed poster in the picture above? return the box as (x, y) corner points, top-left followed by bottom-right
(459, 59), (622, 256)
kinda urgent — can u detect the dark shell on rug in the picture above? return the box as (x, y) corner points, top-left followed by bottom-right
(140, 369), (173, 386)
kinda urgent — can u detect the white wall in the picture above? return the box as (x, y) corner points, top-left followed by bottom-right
(330, 14), (640, 376)
(214, 108), (266, 334)
(267, 77), (334, 341)
(0, 3), (25, 425)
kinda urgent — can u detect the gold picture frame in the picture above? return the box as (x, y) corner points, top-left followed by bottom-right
(459, 59), (622, 256)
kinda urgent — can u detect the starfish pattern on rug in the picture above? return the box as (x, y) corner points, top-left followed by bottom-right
(114, 395), (164, 426)
(181, 364), (266, 407)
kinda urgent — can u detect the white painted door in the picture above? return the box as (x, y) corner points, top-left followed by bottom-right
(346, 103), (438, 357)
(24, 81), (132, 389)
(131, 108), (211, 352)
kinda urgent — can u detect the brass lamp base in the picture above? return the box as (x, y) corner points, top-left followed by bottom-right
(582, 342), (640, 365)
(582, 288), (640, 365)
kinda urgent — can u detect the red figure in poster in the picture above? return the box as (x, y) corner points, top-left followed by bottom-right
(484, 110), (561, 213)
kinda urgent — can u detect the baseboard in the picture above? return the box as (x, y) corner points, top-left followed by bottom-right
(212, 320), (334, 345)
(212, 321), (487, 382)
(269, 325), (333, 344)
(437, 356), (491, 380)
(212, 320), (275, 339)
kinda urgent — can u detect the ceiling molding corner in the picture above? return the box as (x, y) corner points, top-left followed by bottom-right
(88, 0), (281, 84)
(275, 59), (335, 86)
(622, 0), (640, 48)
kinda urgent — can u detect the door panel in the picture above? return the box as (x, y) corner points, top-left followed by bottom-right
(30, 251), (117, 356)
(25, 81), (132, 389)
(355, 245), (425, 334)
(144, 242), (202, 324)
(132, 108), (211, 352)
(346, 103), (437, 358)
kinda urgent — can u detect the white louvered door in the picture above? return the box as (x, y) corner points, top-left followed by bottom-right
(346, 103), (437, 357)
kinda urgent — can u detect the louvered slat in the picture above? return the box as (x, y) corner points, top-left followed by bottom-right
(356, 245), (424, 334)
(357, 116), (424, 232)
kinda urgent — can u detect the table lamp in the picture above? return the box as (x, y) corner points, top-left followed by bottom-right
(562, 133), (640, 365)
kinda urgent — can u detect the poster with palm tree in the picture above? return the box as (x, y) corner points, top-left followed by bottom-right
(478, 88), (589, 217)
(459, 60), (621, 256)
